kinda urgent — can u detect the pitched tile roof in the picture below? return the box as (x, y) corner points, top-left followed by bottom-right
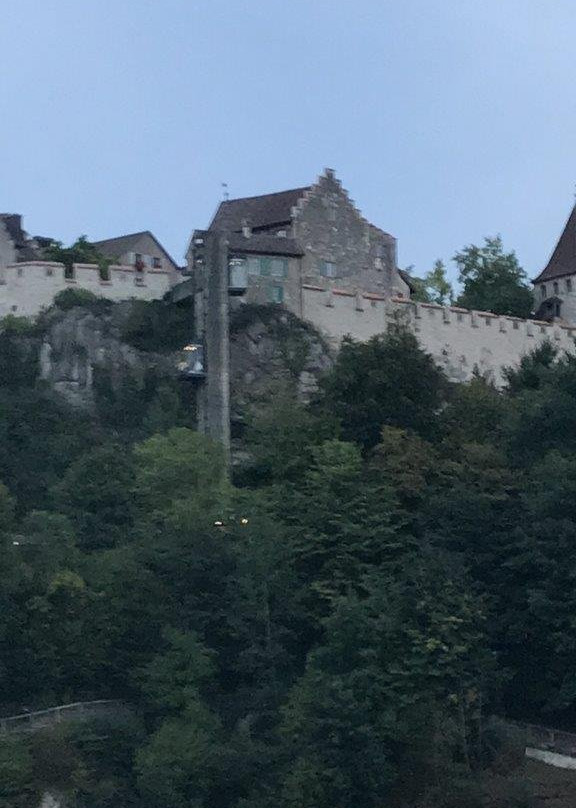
(534, 205), (576, 283)
(209, 187), (309, 233)
(93, 231), (178, 268)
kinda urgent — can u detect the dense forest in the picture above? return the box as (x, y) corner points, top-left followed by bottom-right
(1, 298), (575, 807)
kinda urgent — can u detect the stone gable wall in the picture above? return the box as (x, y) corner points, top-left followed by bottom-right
(292, 170), (409, 298)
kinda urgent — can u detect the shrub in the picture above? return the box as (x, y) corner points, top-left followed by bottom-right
(53, 288), (112, 313)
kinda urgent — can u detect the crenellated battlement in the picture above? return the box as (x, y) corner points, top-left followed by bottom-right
(301, 284), (576, 385)
(0, 260), (173, 318)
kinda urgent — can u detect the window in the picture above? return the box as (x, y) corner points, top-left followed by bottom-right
(567, 278), (573, 293)
(247, 257), (260, 276)
(270, 285), (284, 303)
(46, 267), (53, 277)
(553, 282), (559, 295)
(513, 321), (519, 330)
(17, 267), (23, 277)
(319, 260), (336, 278)
(244, 256), (287, 277)
(153, 256), (162, 269)
(259, 258), (271, 277)
(271, 258), (288, 278)
(541, 284), (546, 299)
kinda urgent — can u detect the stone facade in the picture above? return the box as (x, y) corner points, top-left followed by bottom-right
(0, 218), (18, 269)
(292, 170), (405, 299)
(202, 169), (411, 317)
(93, 231), (181, 286)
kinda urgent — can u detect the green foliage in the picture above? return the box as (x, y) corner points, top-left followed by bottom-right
(134, 427), (228, 515)
(136, 706), (223, 808)
(454, 236), (534, 318)
(315, 329), (447, 448)
(54, 444), (136, 551)
(53, 287), (112, 313)
(412, 259), (454, 305)
(0, 737), (39, 808)
(0, 320), (575, 806)
(120, 298), (194, 353)
(44, 235), (111, 278)
(137, 629), (214, 714)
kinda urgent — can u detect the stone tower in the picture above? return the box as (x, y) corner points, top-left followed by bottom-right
(533, 205), (576, 324)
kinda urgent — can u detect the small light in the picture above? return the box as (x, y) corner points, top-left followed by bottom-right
(240, 518), (249, 525)
(214, 521), (224, 527)
(12, 541), (20, 546)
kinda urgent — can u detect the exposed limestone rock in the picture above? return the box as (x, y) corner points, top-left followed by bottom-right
(229, 303), (333, 425)
(36, 304), (176, 410)
(10, 302), (334, 425)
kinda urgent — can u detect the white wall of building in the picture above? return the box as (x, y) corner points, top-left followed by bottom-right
(302, 285), (576, 385)
(0, 261), (173, 317)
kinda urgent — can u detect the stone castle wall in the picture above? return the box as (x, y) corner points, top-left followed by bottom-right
(0, 261), (173, 318)
(301, 285), (575, 385)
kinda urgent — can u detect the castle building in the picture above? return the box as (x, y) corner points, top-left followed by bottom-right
(533, 205), (576, 324)
(189, 177), (576, 450)
(0, 219), (179, 318)
(189, 168), (412, 312)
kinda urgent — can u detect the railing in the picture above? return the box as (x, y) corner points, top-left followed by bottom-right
(511, 720), (576, 759)
(0, 700), (131, 734)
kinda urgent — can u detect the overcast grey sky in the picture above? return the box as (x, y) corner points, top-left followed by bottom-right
(1, 0), (574, 278)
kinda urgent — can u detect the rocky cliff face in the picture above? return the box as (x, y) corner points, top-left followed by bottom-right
(229, 303), (333, 425)
(37, 303), (175, 410)
(15, 300), (333, 422)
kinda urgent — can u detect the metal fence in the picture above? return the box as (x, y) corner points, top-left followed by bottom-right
(0, 700), (131, 734)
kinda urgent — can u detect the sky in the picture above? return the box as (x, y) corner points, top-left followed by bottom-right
(1, 0), (575, 280)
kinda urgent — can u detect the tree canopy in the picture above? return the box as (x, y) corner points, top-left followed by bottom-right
(454, 236), (534, 318)
(0, 306), (573, 807)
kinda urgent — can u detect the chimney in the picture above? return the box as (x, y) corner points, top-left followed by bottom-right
(241, 218), (251, 239)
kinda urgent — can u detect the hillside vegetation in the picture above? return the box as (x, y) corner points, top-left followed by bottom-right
(0, 301), (575, 807)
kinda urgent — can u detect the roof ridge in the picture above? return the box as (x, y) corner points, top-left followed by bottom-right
(93, 230), (150, 243)
(221, 186), (310, 204)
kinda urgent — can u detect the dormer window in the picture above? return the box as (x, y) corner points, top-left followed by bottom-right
(541, 284), (546, 298)
(553, 281), (559, 295)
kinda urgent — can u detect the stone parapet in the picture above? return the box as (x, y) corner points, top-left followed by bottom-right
(300, 285), (576, 385)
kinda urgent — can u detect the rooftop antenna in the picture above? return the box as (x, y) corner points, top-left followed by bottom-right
(221, 182), (229, 201)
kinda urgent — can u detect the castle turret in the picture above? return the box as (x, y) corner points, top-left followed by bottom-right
(534, 205), (576, 324)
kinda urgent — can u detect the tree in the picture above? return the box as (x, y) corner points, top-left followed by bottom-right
(315, 329), (448, 449)
(44, 236), (111, 279)
(454, 236), (533, 318)
(412, 260), (454, 305)
(279, 561), (493, 808)
(133, 427), (229, 518)
(54, 444), (136, 551)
